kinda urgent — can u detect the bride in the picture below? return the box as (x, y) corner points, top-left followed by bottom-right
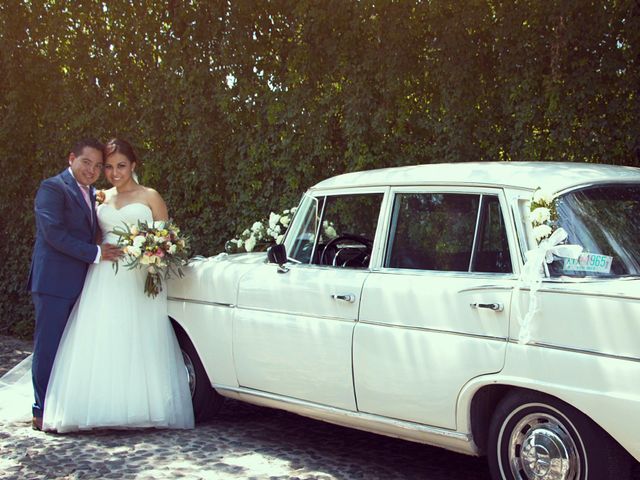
(0, 138), (194, 432)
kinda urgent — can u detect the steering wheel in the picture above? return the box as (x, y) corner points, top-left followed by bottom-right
(320, 234), (373, 267)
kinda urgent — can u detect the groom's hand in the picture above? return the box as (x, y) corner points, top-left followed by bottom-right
(100, 243), (123, 262)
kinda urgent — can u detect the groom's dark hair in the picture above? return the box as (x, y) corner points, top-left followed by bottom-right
(71, 138), (105, 157)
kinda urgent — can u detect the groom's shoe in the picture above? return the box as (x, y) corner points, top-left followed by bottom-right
(32, 416), (43, 431)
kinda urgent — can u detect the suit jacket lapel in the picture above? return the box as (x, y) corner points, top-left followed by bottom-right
(89, 185), (98, 235)
(60, 169), (93, 227)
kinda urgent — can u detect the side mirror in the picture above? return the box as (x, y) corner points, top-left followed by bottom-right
(267, 244), (288, 272)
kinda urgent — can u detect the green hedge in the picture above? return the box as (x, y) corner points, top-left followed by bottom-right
(1, 1), (639, 337)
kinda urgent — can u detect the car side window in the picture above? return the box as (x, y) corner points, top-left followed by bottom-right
(385, 193), (511, 273)
(314, 193), (384, 268)
(471, 196), (512, 273)
(386, 193), (480, 271)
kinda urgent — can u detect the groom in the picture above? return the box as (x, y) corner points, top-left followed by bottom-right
(28, 138), (122, 431)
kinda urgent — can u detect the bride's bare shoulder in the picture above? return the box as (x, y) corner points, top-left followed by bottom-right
(139, 186), (164, 202)
(139, 186), (168, 219)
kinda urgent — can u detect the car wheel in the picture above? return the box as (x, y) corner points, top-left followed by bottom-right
(175, 328), (223, 422)
(488, 390), (632, 480)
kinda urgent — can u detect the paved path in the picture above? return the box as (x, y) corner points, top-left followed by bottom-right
(0, 335), (493, 479)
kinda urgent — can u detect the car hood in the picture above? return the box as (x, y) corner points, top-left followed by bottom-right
(167, 252), (267, 305)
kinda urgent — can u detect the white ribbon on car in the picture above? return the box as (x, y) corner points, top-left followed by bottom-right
(515, 227), (583, 344)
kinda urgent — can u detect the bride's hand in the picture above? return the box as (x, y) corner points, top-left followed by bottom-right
(100, 243), (123, 261)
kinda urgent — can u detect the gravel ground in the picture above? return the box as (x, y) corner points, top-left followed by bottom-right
(0, 335), (32, 376)
(2, 334), (639, 480)
(0, 335), (494, 480)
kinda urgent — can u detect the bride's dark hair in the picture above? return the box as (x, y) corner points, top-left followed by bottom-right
(104, 138), (138, 165)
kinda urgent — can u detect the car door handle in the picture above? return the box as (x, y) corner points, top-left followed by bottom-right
(331, 294), (356, 303)
(470, 302), (504, 312)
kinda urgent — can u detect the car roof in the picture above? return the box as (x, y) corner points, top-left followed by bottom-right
(311, 161), (640, 193)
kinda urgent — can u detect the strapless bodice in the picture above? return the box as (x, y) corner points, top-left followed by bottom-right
(98, 203), (154, 243)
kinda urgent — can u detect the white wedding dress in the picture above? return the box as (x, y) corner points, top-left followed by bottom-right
(0, 203), (194, 432)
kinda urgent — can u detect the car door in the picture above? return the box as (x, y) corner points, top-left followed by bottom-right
(234, 190), (385, 411)
(353, 187), (516, 429)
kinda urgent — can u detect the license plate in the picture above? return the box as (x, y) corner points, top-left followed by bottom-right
(563, 253), (613, 274)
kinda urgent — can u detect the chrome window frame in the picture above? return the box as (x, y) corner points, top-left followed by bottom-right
(379, 186), (517, 276)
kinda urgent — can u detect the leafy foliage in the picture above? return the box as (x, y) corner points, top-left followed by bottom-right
(1, 1), (639, 336)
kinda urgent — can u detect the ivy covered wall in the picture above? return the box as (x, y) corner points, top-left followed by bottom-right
(1, 1), (639, 336)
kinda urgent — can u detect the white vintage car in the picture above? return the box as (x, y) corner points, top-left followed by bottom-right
(167, 162), (640, 480)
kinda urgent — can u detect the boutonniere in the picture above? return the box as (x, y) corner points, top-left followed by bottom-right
(95, 189), (106, 205)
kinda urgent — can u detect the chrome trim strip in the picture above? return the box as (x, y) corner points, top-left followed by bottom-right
(383, 192), (401, 268)
(555, 180), (640, 198)
(358, 319), (507, 342)
(167, 297), (235, 308)
(509, 339), (640, 363)
(372, 268), (517, 279)
(309, 195), (326, 265)
(527, 286), (640, 301)
(511, 195), (531, 265)
(214, 384), (471, 443)
(468, 194), (483, 272)
(457, 285), (515, 293)
(310, 181), (541, 191)
(237, 305), (357, 323)
(457, 280), (640, 301)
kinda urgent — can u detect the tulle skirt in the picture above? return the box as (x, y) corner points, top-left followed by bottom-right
(0, 355), (33, 424)
(41, 260), (194, 432)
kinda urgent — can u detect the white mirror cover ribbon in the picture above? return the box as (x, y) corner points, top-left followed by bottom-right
(516, 228), (583, 344)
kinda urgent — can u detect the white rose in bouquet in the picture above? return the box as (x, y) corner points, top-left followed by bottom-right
(133, 236), (146, 248)
(126, 246), (142, 258)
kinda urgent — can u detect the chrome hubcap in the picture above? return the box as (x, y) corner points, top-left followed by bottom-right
(181, 350), (196, 397)
(508, 413), (579, 480)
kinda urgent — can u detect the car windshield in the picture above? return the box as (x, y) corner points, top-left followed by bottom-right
(548, 184), (640, 278)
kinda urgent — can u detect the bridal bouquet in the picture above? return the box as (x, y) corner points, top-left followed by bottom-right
(111, 220), (190, 297)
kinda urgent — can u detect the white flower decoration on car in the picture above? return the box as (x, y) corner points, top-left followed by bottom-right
(529, 188), (557, 243)
(225, 206), (299, 254)
(245, 235), (257, 252)
(532, 224), (552, 242)
(269, 212), (281, 229)
(532, 188), (555, 205)
(515, 187), (582, 344)
(322, 220), (337, 239)
(530, 207), (551, 225)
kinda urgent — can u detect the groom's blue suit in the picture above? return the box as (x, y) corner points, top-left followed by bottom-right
(28, 168), (99, 418)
